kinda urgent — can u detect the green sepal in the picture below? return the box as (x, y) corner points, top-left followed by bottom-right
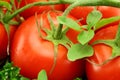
(47, 13), (56, 35)
(0, 9), (4, 22)
(92, 25), (120, 59)
(77, 29), (94, 45)
(4, 23), (10, 35)
(37, 70), (48, 80)
(57, 16), (82, 31)
(0, 1), (12, 11)
(87, 9), (102, 29)
(95, 16), (120, 30)
(112, 25), (120, 58)
(114, 24), (120, 47)
(67, 43), (94, 61)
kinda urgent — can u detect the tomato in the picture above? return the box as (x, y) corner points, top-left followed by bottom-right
(9, 25), (17, 44)
(65, 5), (120, 25)
(98, 6), (120, 26)
(10, 11), (85, 80)
(0, 23), (17, 61)
(0, 23), (8, 61)
(86, 25), (120, 80)
(65, 5), (94, 25)
(15, 0), (65, 19)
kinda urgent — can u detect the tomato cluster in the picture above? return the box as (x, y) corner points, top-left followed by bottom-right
(0, 0), (120, 80)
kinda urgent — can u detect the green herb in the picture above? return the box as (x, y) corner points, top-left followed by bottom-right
(0, 62), (29, 80)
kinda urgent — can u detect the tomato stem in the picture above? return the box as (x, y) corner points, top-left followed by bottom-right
(63, 0), (120, 17)
(53, 24), (63, 39)
(3, 1), (60, 23)
(3, 0), (120, 23)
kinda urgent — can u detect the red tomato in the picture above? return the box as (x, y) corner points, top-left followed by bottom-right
(97, 6), (120, 26)
(65, 5), (94, 24)
(0, 23), (8, 60)
(66, 5), (120, 25)
(0, 23), (17, 61)
(86, 25), (120, 80)
(10, 11), (85, 80)
(15, 0), (64, 19)
(9, 25), (17, 44)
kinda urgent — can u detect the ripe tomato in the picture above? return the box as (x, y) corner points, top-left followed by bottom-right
(65, 5), (120, 25)
(0, 23), (8, 61)
(65, 5), (94, 24)
(10, 11), (85, 80)
(15, 0), (65, 19)
(86, 25), (120, 80)
(0, 23), (17, 61)
(98, 6), (120, 26)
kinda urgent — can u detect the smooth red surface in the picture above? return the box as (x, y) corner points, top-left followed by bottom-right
(65, 5), (94, 25)
(15, 0), (65, 19)
(98, 6), (120, 26)
(10, 11), (85, 80)
(0, 23), (17, 60)
(65, 5), (120, 25)
(86, 25), (120, 80)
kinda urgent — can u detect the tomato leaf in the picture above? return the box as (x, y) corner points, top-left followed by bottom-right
(38, 70), (48, 80)
(77, 30), (94, 45)
(57, 16), (82, 31)
(95, 16), (120, 30)
(67, 44), (94, 61)
(87, 9), (102, 29)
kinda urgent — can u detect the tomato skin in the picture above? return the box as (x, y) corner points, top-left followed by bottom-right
(0, 23), (17, 61)
(0, 23), (8, 60)
(86, 25), (120, 80)
(65, 5), (94, 25)
(66, 5), (120, 25)
(15, 0), (64, 19)
(10, 11), (85, 79)
(98, 6), (120, 26)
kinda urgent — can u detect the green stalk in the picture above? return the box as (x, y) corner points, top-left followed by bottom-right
(54, 0), (120, 39)
(63, 0), (120, 17)
(3, 0), (120, 23)
(3, 0), (120, 40)
(53, 24), (63, 39)
(3, 1), (61, 23)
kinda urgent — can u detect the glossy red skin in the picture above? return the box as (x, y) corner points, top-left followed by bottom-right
(65, 5), (120, 25)
(15, 0), (64, 19)
(0, 23), (17, 60)
(65, 5), (94, 25)
(98, 6), (120, 26)
(0, 23), (8, 60)
(86, 25), (120, 80)
(10, 11), (85, 80)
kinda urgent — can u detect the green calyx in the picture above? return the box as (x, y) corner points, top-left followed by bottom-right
(92, 25), (120, 60)
(36, 12), (73, 74)
(64, 9), (120, 62)
(45, 13), (73, 47)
